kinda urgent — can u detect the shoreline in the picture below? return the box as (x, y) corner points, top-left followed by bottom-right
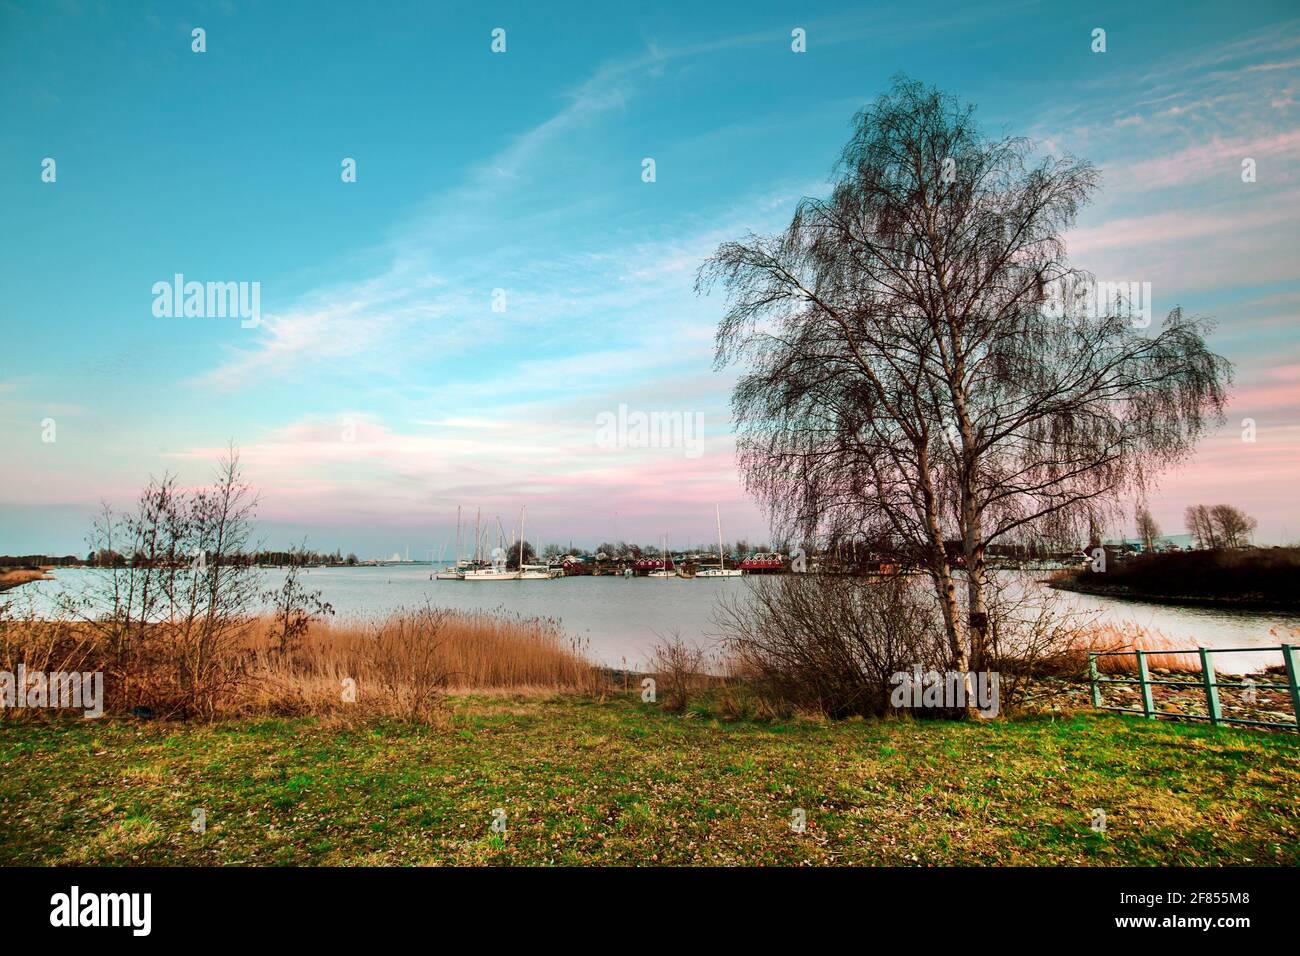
(0, 568), (53, 593)
(1048, 578), (1300, 614)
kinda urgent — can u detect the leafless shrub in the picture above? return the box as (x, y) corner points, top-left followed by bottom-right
(712, 572), (1138, 718)
(713, 574), (950, 718)
(648, 631), (707, 713)
(6, 450), (599, 722)
(366, 605), (450, 722)
(976, 574), (1096, 710)
(53, 447), (260, 719)
(264, 544), (334, 661)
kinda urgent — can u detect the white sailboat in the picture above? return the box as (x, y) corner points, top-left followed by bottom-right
(697, 504), (743, 577)
(464, 506), (558, 580)
(463, 565), (518, 580)
(518, 564), (558, 579)
(464, 512), (519, 580)
(464, 508), (516, 580)
(647, 533), (674, 578)
(516, 507), (561, 577)
(435, 506), (465, 579)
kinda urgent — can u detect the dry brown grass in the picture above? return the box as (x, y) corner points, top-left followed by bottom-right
(1058, 622), (1201, 674)
(0, 606), (601, 722)
(242, 608), (601, 719)
(0, 568), (52, 593)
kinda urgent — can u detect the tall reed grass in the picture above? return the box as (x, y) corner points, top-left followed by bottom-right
(0, 605), (600, 722)
(1058, 622), (1200, 674)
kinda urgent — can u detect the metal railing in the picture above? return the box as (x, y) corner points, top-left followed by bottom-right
(1088, 643), (1300, 732)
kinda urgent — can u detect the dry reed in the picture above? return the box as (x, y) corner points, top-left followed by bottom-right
(1, 606), (600, 722)
(1059, 622), (1201, 674)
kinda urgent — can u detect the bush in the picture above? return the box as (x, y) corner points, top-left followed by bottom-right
(648, 632), (707, 713)
(712, 573), (1107, 719)
(713, 574), (951, 718)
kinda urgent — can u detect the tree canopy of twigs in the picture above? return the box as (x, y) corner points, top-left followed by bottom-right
(697, 76), (1231, 693)
(65, 446), (261, 718)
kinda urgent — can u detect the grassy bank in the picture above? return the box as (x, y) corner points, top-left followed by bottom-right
(0, 568), (51, 593)
(3, 694), (1298, 866)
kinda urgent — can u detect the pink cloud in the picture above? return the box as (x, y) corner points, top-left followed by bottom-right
(1109, 130), (1300, 190)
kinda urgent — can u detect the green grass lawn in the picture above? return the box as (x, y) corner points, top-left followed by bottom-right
(3, 695), (1298, 866)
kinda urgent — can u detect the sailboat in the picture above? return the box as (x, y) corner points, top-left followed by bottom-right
(516, 507), (558, 578)
(697, 505), (743, 577)
(463, 557), (518, 580)
(463, 512), (520, 580)
(463, 508), (514, 580)
(435, 506), (466, 579)
(462, 508), (517, 580)
(464, 506), (558, 580)
(647, 533), (675, 578)
(518, 563), (557, 579)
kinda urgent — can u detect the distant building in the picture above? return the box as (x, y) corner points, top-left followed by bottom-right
(1103, 533), (1193, 553)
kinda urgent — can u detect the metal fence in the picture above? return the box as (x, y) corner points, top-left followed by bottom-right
(1088, 643), (1300, 732)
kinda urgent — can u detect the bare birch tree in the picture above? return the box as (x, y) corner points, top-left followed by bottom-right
(1136, 505), (1161, 552)
(698, 77), (1231, 708)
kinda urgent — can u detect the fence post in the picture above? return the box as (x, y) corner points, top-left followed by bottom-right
(1283, 644), (1300, 733)
(1136, 650), (1155, 719)
(1199, 647), (1221, 727)
(1088, 653), (1102, 708)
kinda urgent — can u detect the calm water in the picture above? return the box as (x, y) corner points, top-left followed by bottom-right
(15, 566), (1300, 672)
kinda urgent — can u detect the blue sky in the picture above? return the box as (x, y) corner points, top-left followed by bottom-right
(2, 0), (1299, 557)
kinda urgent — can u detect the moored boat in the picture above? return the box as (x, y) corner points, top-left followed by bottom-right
(462, 506), (556, 581)
(518, 563), (559, 579)
(697, 505), (743, 577)
(434, 505), (466, 578)
(463, 566), (519, 581)
(644, 533), (677, 577)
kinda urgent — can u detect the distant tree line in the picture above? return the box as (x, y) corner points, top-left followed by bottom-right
(0, 554), (83, 568)
(1185, 504), (1257, 550)
(12, 548), (363, 569)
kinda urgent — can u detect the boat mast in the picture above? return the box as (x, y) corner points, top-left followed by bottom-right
(716, 504), (724, 570)
(474, 508), (481, 563)
(519, 506), (526, 572)
(455, 505), (461, 568)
